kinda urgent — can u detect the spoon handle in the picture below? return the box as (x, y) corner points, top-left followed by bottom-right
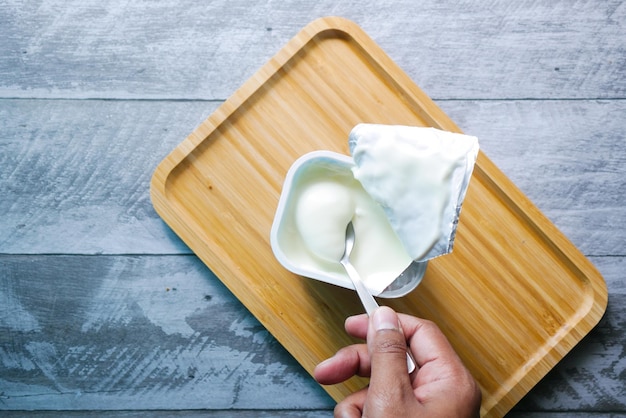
(342, 259), (379, 315)
(341, 259), (417, 373)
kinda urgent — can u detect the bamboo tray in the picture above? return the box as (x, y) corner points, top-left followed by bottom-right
(150, 17), (607, 417)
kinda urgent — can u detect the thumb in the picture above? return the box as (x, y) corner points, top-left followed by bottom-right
(366, 307), (416, 412)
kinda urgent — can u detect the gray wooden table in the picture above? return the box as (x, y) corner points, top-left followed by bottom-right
(1, 1), (624, 416)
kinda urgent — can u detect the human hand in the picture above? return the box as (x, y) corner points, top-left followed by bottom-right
(314, 306), (481, 418)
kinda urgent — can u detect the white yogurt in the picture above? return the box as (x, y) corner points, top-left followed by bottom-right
(349, 124), (479, 262)
(294, 179), (355, 263)
(271, 152), (414, 296)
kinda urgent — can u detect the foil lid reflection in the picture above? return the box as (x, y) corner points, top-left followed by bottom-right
(349, 123), (479, 262)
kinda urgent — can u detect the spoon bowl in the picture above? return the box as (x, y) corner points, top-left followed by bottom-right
(340, 221), (379, 315)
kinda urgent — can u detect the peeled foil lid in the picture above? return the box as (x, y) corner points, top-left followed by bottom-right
(348, 124), (479, 262)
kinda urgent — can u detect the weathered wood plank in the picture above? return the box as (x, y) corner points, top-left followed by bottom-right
(0, 255), (334, 410)
(0, 254), (623, 412)
(2, 411), (624, 418)
(6, 410), (626, 417)
(4, 414), (624, 418)
(0, 100), (219, 255)
(0, 0), (623, 100)
(0, 411), (334, 417)
(1, 99), (624, 256)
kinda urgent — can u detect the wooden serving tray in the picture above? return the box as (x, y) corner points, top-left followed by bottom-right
(150, 17), (607, 417)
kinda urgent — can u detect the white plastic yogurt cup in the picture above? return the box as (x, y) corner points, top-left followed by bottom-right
(270, 150), (426, 298)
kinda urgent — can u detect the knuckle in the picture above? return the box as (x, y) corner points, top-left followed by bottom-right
(373, 332), (407, 354)
(417, 318), (438, 332)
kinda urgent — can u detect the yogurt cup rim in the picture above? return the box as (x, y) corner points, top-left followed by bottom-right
(270, 150), (353, 283)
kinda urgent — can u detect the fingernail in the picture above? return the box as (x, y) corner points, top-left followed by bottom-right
(316, 356), (333, 368)
(373, 306), (399, 331)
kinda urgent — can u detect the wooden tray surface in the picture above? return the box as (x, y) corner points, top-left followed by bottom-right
(150, 17), (607, 417)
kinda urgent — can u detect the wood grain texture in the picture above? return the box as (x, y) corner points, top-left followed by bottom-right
(9, 414), (625, 418)
(0, 412), (335, 418)
(0, 0), (624, 100)
(2, 99), (624, 256)
(0, 100), (217, 255)
(0, 255), (623, 412)
(0, 255), (333, 410)
(1, 0), (624, 416)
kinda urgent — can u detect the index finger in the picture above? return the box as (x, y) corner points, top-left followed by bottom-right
(402, 317), (461, 369)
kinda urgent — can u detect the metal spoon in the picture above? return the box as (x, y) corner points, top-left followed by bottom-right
(340, 221), (416, 374)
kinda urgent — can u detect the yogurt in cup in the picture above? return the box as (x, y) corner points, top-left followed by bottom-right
(270, 124), (479, 298)
(270, 150), (425, 298)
